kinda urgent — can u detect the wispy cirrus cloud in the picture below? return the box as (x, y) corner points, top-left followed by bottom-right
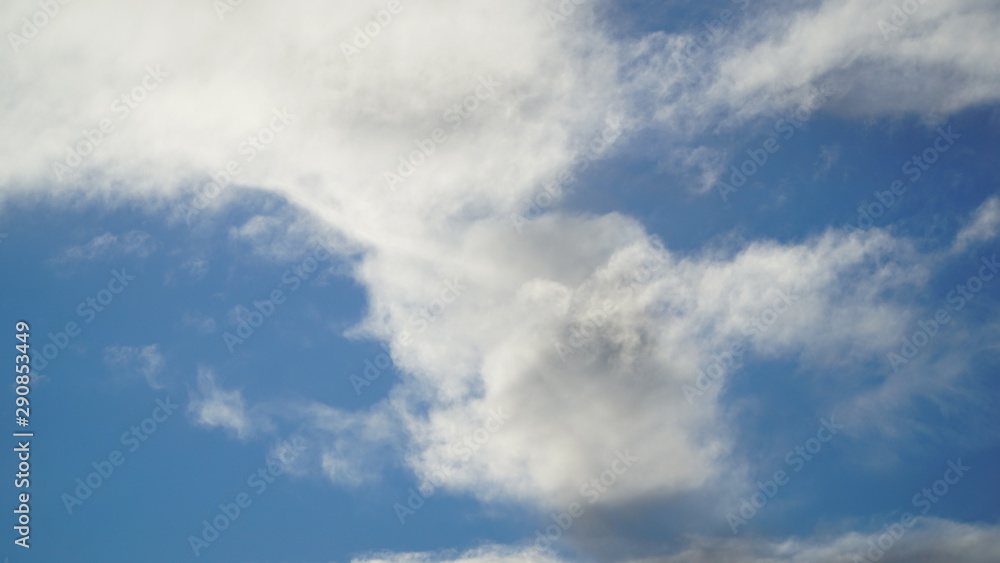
(103, 344), (165, 389)
(50, 230), (155, 264)
(953, 195), (1000, 253)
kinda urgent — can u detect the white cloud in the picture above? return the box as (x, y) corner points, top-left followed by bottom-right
(704, 0), (1000, 119)
(347, 224), (932, 512)
(181, 312), (216, 334)
(180, 258), (210, 280)
(351, 545), (565, 563)
(218, 220), (938, 518)
(102, 344), (165, 388)
(226, 208), (331, 261)
(657, 145), (727, 195)
(50, 230), (155, 263)
(188, 368), (262, 441)
(301, 402), (398, 487)
(624, 0), (1000, 142)
(953, 196), (1000, 253)
(638, 518), (1000, 563)
(814, 144), (842, 180)
(350, 519), (1000, 563)
(2, 0), (998, 560)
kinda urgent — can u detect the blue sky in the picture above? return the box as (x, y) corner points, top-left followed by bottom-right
(2, 1), (1000, 562)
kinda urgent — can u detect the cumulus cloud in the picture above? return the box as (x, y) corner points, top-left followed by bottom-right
(2, 0), (998, 560)
(353, 225), (930, 513)
(349, 519), (1000, 563)
(635, 518), (1000, 563)
(346, 518), (1000, 563)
